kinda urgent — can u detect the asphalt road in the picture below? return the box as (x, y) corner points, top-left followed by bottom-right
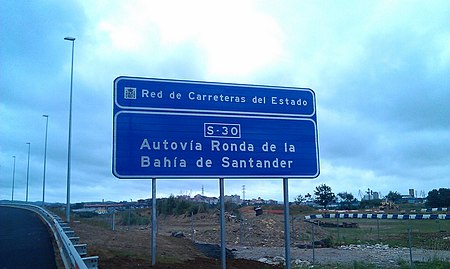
(0, 206), (57, 269)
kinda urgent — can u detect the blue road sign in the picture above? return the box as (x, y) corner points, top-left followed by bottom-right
(113, 77), (319, 179)
(114, 77), (316, 117)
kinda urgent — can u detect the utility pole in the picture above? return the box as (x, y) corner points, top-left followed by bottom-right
(42, 114), (49, 207)
(64, 36), (76, 222)
(11, 156), (16, 201)
(26, 142), (31, 202)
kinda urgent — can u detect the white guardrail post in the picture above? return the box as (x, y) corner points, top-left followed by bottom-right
(0, 203), (98, 269)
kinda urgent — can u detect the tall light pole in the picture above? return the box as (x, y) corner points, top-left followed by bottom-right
(26, 142), (31, 202)
(42, 115), (49, 207)
(64, 36), (75, 222)
(12, 156), (16, 201)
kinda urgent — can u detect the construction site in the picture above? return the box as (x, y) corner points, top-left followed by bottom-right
(61, 201), (450, 269)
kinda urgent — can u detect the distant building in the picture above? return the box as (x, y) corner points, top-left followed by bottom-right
(362, 191), (380, 201)
(251, 197), (265, 205)
(81, 203), (127, 214)
(224, 194), (241, 204)
(401, 194), (416, 204)
(247, 197), (278, 205)
(400, 189), (425, 204)
(206, 197), (219, 205)
(192, 194), (207, 203)
(192, 194), (218, 205)
(372, 192), (380, 200)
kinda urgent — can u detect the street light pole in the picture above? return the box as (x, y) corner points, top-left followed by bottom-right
(42, 115), (49, 207)
(64, 36), (75, 222)
(12, 156), (16, 201)
(26, 142), (31, 202)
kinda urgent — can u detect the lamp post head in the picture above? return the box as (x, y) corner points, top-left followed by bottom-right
(64, 37), (76, 41)
(42, 114), (48, 118)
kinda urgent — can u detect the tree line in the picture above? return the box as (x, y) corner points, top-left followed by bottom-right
(296, 184), (450, 209)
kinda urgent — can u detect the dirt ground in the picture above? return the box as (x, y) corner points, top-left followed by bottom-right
(71, 218), (283, 269)
(146, 209), (329, 247)
(69, 208), (321, 268)
(70, 208), (449, 268)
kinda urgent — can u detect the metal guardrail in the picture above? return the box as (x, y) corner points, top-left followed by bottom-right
(0, 203), (98, 269)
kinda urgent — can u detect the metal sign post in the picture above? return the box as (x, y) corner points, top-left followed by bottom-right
(312, 223), (315, 264)
(219, 178), (226, 269)
(283, 178), (291, 269)
(152, 178), (157, 266)
(112, 211), (115, 231)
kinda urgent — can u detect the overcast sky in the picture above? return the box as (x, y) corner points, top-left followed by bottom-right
(1, 1), (449, 204)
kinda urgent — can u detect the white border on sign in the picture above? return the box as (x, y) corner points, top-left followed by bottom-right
(112, 110), (320, 180)
(113, 76), (316, 118)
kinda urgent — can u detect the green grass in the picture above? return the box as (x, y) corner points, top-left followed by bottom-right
(296, 259), (450, 269)
(397, 258), (450, 269)
(71, 213), (113, 229)
(318, 219), (449, 250)
(156, 255), (185, 265)
(110, 249), (143, 259)
(297, 262), (378, 269)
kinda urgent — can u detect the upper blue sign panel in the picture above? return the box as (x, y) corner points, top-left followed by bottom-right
(114, 77), (316, 118)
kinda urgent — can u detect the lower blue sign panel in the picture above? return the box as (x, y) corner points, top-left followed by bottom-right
(113, 111), (319, 179)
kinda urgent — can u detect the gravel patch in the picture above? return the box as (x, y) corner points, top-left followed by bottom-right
(233, 244), (450, 267)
